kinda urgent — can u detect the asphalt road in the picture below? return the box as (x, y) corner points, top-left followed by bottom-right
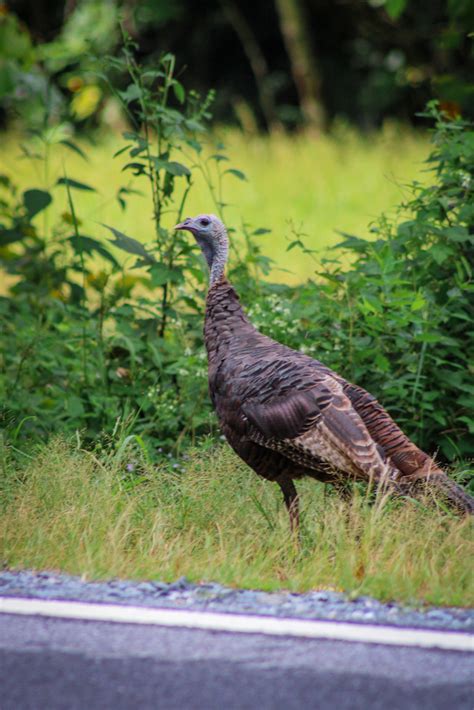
(1, 613), (473, 710)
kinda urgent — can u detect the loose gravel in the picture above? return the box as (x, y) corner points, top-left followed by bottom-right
(0, 570), (472, 632)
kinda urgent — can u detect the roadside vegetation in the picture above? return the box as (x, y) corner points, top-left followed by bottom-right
(0, 35), (472, 605)
(1, 438), (472, 607)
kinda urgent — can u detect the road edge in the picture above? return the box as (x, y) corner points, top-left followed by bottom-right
(1, 596), (473, 652)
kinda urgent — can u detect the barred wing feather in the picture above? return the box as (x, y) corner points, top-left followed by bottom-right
(243, 374), (397, 483)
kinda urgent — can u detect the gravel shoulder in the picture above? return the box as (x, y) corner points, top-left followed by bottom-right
(0, 570), (473, 632)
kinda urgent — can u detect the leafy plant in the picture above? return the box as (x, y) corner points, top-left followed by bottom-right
(0, 38), (259, 459)
(248, 102), (474, 462)
(99, 32), (214, 338)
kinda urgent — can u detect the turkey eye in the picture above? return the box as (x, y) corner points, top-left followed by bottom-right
(200, 218), (210, 227)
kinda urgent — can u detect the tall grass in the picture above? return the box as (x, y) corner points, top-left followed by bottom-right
(0, 124), (430, 282)
(1, 438), (472, 606)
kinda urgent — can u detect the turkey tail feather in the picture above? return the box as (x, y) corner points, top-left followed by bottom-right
(424, 474), (474, 515)
(408, 472), (474, 515)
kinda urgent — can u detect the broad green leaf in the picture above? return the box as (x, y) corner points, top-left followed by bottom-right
(287, 239), (304, 252)
(186, 138), (202, 153)
(185, 118), (205, 132)
(413, 332), (442, 343)
(360, 295), (382, 314)
(141, 70), (166, 80)
(67, 235), (120, 267)
(385, 0), (407, 19)
(130, 143), (147, 158)
(56, 177), (96, 192)
(122, 162), (147, 176)
(119, 83), (142, 103)
(224, 168), (247, 181)
(410, 293), (426, 311)
(375, 352), (390, 372)
(150, 263), (184, 287)
(101, 223), (156, 264)
(334, 231), (369, 251)
(23, 189), (52, 219)
(430, 243), (453, 264)
(444, 226), (471, 243)
(151, 158), (191, 177)
(113, 145), (131, 158)
(210, 154), (229, 162)
(150, 263), (170, 286)
(60, 140), (88, 161)
(172, 81), (185, 103)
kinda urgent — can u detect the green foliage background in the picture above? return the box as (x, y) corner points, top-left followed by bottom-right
(1, 0), (473, 131)
(0, 36), (473, 468)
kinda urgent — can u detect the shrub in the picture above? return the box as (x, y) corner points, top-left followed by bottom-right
(0, 40), (261, 457)
(252, 102), (474, 462)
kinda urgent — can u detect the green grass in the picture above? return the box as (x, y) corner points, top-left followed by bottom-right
(0, 123), (430, 282)
(1, 439), (472, 606)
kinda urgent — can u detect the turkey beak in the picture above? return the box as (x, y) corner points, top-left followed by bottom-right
(174, 218), (194, 232)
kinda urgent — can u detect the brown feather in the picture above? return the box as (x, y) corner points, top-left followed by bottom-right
(201, 273), (473, 522)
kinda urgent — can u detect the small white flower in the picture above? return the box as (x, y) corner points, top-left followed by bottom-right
(460, 171), (471, 189)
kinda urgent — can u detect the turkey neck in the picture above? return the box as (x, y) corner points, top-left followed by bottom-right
(196, 221), (229, 286)
(204, 278), (253, 359)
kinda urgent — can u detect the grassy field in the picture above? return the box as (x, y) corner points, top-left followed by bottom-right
(1, 124), (431, 282)
(1, 438), (472, 607)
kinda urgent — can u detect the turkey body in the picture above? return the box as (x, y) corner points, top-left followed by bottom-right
(204, 278), (474, 523)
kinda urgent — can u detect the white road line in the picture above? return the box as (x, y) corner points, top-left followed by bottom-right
(0, 596), (472, 652)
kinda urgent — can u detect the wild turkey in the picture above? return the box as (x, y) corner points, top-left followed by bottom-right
(175, 214), (474, 527)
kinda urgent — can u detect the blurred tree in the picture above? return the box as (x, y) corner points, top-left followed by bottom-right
(220, 0), (283, 131)
(274, 0), (326, 130)
(2, 0), (474, 130)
